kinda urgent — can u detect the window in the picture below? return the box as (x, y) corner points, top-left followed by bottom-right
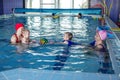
(42, 5), (55, 8)
(42, 0), (54, 3)
(59, 0), (72, 8)
(25, 0), (40, 8)
(74, 0), (88, 8)
(25, 0), (89, 9)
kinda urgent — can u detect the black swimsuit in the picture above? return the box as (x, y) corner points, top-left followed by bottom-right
(96, 44), (106, 52)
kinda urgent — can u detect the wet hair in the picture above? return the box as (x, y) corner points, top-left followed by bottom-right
(78, 13), (82, 16)
(52, 13), (56, 16)
(65, 32), (73, 40)
(78, 13), (82, 17)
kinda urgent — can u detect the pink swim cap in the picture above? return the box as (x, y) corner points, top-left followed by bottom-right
(15, 23), (24, 31)
(98, 30), (107, 40)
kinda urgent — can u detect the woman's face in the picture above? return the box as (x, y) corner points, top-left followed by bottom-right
(95, 32), (103, 46)
(95, 33), (101, 41)
(17, 27), (24, 35)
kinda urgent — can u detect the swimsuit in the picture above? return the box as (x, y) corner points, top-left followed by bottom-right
(14, 33), (23, 43)
(96, 44), (106, 52)
(89, 40), (96, 46)
(63, 40), (78, 46)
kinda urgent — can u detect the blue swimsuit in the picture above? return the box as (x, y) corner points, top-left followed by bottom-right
(63, 40), (79, 46)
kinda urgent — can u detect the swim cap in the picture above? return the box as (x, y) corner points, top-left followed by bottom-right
(40, 38), (48, 45)
(98, 30), (107, 40)
(15, 23), (24, 31)
(96, 26), (110, 32)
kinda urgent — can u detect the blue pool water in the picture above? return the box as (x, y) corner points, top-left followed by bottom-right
(0, 14), (114, 73)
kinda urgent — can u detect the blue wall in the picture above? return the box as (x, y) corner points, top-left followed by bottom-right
(0, 0), (3, 15)
(107, 0), (119, 22)
(2, 0), (23, 14)
(119, 0), (120, 21)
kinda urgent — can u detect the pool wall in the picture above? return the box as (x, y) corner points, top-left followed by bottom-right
(13, 8), (102, 15)
(105, 16), (120, 75)
(0, 68), (119, 80)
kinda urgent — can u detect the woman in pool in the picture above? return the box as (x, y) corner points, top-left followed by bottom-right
(11, 23), (31, 53)
(77, 13), (82, 18)
(11, 23), (30, 44)
(85, 30), (107, 56)
(92, 30), (107, 51)
(11, 23), (24, 44)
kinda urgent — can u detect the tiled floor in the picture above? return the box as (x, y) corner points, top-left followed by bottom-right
(0, 68), (119, 80)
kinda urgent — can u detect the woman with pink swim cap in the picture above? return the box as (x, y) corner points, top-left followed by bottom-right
(94, 30), (107, 51)
(89, 30), (107, 51)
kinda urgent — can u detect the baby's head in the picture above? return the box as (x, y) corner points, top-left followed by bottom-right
(63, 32), (73, 40)
(78, 13), (82, 18)
(22, 29), (30, 38)
(52, 13), (56, 16)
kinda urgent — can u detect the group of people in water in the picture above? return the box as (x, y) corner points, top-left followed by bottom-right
(10, 16), (109, 53)
(10, 13), (82, 45)
(10, 16), (113, 73)
(49, 13), (82, 19)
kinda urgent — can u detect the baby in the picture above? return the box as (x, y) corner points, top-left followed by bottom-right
(63, 32), (73, 43)
(77, 13), (82, 18)
(15, 29), (30, 53)
(49, 32), (78, 46)
(21, 29), (30, 44)
(62, 32), (78, 46)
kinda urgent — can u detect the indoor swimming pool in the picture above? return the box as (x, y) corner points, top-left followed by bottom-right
(0, 14), (114, 74)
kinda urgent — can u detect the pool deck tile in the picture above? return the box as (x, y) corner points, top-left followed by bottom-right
(0, 68), (119, 80)
(0, 73), (7, 80)
(106, 16), (120, 75)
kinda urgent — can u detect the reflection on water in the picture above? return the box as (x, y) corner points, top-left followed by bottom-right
(53, 45), (70, 70)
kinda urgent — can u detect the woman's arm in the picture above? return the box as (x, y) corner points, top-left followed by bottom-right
(11, 35), (17, 44)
